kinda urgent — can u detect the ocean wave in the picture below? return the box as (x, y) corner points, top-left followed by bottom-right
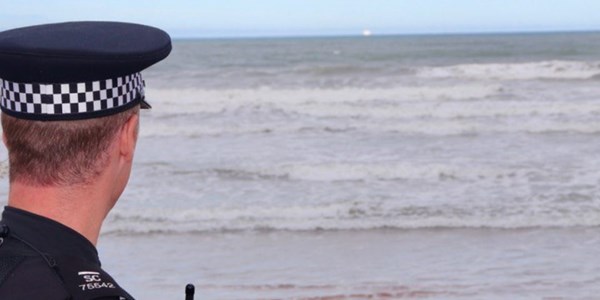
(272, 100), (600, 119)
(102, 199), (600, 235)
(137, 85), (600, 137)
(144, 84), (502, 114)
(209, 163), (532, 182)
(416, 60), (600, 80)
(142, 162), (538, 184)
(139, 118), (600, 137)
(292, 64), (388, 76)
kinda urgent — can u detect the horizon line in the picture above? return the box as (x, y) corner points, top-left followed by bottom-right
(171, 28), (600, 40)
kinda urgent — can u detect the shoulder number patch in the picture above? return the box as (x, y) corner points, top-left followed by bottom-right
(77, 271), (116, 291)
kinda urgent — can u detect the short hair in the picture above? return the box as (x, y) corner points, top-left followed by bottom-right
(1, 106), (139, 186)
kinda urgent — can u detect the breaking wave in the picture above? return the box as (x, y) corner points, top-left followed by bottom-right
(139, 81), (600, 137)
(103, 198), (600, 235)
(416, 60), (600, 80)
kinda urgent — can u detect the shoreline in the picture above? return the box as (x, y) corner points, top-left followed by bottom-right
(99, 227), (600, 299)
(99, 224), (600, 237)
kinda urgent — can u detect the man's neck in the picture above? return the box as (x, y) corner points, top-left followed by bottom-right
(7, 182), (114, 246)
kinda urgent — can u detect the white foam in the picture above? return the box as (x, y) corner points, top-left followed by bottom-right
(102, 159), (600, 234)
(247, 162), (529, 182)
(103, 200), (600, 234)
(138, 85), (600, 137)
(144, 84), (502, 115)
(362, 118), (600, 136)
(275, 100), (600, 119)
(417, 60), (600, 80)
(139, 111), (600, 137)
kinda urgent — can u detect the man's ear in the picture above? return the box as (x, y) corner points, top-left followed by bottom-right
(119, 113), (139, 162)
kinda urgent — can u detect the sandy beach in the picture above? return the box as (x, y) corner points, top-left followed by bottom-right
(99, 228), (600, 299)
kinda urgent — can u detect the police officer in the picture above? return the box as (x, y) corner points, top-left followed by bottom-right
(0, 22), (171, 299)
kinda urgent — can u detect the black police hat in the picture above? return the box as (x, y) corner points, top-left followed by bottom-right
(0, 21), (172, 121)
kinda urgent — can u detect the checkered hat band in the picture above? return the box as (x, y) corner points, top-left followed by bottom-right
(0, 73), (144, 117)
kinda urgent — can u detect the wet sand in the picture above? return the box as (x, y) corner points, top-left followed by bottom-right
(99, 228), (600, 299)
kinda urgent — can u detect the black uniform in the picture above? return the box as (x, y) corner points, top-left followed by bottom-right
(0, 207), (133, 300)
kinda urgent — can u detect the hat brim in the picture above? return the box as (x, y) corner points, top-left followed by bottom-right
(140, 97), (152, 109)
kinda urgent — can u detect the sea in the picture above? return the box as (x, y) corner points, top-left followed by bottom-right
(3, 32), (600, 299)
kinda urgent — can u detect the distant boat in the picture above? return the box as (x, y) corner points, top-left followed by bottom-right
(362, 29), (372, 37)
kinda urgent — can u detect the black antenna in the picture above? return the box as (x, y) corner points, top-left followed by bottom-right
(185, 284), (195, 300)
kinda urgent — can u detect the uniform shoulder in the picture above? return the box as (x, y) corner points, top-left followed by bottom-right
(0, 253), (130, 300)
(0, 236), (134, 300)
(0, 255), (70, 300)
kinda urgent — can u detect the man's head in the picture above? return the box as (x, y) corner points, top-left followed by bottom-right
(0, 21), (171, 200)
(2, 106), (139, 188)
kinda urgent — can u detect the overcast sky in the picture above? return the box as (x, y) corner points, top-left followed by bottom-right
(2, 0), (599, 38)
